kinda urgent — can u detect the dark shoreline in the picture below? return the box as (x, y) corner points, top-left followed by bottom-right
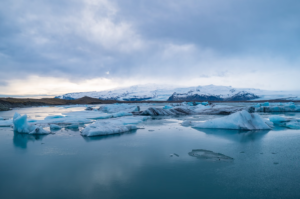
(0, 96), (299, 111)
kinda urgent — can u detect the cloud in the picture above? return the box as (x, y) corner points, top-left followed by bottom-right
(0, 0), (300, 95)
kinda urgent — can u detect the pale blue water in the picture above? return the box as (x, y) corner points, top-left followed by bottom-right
(1, 106), (300, 198)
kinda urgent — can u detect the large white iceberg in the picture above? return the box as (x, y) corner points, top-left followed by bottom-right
(81, 116), (149, 137)
(13, 113), (50, 134)
(184, 110), (272, 130)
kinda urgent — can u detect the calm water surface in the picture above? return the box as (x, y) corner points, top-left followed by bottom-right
(0, 105), (300, 199)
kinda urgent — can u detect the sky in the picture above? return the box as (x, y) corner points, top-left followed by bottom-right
(0, 0), (300, 95)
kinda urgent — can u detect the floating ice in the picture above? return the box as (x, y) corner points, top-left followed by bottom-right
(188, 110), (272, 130)
(269, 116), (289, 124)
(0, 119), (13, 127)
(194, 105), (248, 115)
(163, 105), (173, 109)
(141, 107), (195, 116)
(85, 107), (93, 111)
(50, 124), (62, 130)
(98, 104), (139, 113)
(66, 123), (79, 129)
(0, 117), (3, 120)
(64, 111), (132, 120)
(254, 102), (300, 112)
(13, 113), (50, 134)
(189, 149), (234, 161)
(286, 122), (300, 129)
(81, 116), (149, 137)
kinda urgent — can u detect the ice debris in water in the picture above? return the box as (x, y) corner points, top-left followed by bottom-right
(286, 122), (300, 129)
(184, 110), (272, 130)
(141, 107), (196, 116)
(189, 149), (234, 161)
(254, 102), (300, 112)
(163, 105), (173, 109)
(268, 115), (300, 129)
(50, 124), (62, 130)
(0, 119), (13, 127)
(13, 113), (50, 134)
(66, 123), (79, 129)
(85, 107), (93, 111)
(81, 116), (149, 137)
(64, 111), (132, 120)
(98, 104), (140, 113)
(0, 117), (3, 120)
(170, 153), (179, 157)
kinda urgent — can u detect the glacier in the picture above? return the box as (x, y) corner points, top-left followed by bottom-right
(55, 84), (300, 101)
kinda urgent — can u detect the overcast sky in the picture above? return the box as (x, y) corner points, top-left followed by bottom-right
(0, 0), (299, 95)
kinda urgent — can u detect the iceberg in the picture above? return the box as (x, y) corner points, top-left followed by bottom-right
(194, 105), (251, 115)
(186, 110), (272, 130)
(81, 116), (149, 137)
(98, 104), (139, 113)
(13, 113), (50, 134)
(0, 117), (3, 120)
(141, 107), (195, 116)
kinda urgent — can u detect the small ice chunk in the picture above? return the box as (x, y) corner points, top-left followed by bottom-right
(286, 122), (300, 129)
(190, 110), (271, 130)
(50, 124), (62, 130)
(0, 117), (4, 120)
(66, 123), (79, 129)
(163, 105), (173, 109)
(85, 107), (93, 111)
(269, 116), (288, 124)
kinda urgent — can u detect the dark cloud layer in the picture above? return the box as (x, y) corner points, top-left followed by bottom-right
(0, 0), (299, 89)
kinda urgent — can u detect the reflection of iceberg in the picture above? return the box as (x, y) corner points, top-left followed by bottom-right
(13, 132), (47, 149)
(184, 110), (272, 130)
(196, 128), (269, 143)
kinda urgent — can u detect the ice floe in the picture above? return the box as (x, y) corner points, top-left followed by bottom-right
(184, 110), (272, 130)
(81, 116), (149, 136)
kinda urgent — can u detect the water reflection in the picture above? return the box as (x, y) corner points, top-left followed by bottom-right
(194, 128), (270, 143)
(82, 129), (137, 142)
(13, 132), (47, 149)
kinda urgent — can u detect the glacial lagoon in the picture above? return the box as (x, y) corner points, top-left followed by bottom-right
(1, 103), (300, 199)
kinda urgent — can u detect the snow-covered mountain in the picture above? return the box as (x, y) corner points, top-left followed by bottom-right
(55, 84), (300, 101)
